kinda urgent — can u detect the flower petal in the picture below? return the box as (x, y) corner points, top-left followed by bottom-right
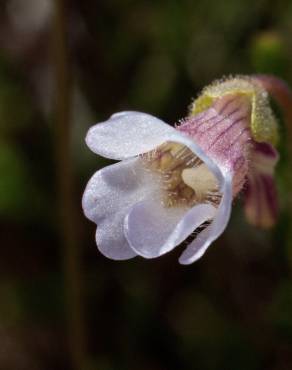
(82, 157), (159, 259)
(82, 157), (158, 223)
(179, 173), (233, 264)
(95, 209), (137, 260)
(244, 142), (279, 228)
(124, 200), (217, 258)
(86, 111), (176, 160)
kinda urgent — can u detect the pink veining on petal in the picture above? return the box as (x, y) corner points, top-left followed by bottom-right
(178, 94), (252, 196)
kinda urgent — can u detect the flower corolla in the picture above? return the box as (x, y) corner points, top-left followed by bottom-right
(82, 76), (281, 264)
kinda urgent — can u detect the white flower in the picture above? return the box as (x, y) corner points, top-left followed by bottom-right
(82, 76), (281, 264)
(82, 111), (232, 264)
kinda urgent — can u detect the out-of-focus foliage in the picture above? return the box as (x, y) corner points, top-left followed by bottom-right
(1, 0), (292, 369)
(0, 60), (33, 133)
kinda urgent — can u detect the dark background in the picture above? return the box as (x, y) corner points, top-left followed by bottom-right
(1, 1), (292, 369)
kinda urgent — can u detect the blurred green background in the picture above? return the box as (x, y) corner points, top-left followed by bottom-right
(1, 0), (292, 369)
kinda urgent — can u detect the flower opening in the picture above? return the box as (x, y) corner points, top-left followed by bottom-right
(141, 142), (221, 208)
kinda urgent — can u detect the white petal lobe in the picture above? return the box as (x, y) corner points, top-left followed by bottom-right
(125, 200), (217, 258)
(86, 111), (176, 160)
(96, 209), (137, 260)
(82, 158), (159, 260)
(179, 173), (233, 264)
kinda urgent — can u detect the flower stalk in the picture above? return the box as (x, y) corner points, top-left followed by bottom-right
(53, 0), (87, 368)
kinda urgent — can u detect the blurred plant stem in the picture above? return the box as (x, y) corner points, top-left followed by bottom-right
(53, 0), (88, 369)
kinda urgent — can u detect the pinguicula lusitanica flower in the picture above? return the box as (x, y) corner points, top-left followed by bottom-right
(82, 75), (283, 264)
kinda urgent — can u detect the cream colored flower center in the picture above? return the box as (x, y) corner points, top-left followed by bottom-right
(141, 142), (221, 208)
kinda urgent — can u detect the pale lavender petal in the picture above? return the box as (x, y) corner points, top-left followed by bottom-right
(85, 111), (176, 160)
(95, 209), (137, 260)
(179, 173), (233, 264)
(82, 158), (158, 223)
(244, 142), (279, 228)
(124, 200), (216, 258)
(82, 157), (159, 259)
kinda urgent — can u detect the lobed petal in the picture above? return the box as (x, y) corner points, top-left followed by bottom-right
(95, 209), (137, 260)
(82, 157), (159, 259)
(179, 172), (233, 264)
(86, 111), (176, 160)
(244, 142), (279, 228)
(125, 200), (216, 258)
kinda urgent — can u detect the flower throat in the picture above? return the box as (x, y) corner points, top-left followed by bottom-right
(141, 142), (221, 208)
